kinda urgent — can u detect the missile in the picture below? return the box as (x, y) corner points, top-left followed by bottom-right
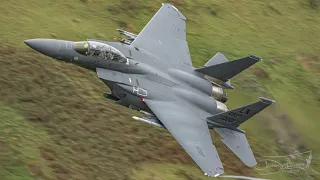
(139, 110), (154, 116)
(117, 29), (138, 39)
(132, 116), (164, 128)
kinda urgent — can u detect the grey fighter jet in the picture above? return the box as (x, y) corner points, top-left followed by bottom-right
(24, 3), (275, 177)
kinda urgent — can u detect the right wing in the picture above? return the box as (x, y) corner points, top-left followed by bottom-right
(130, 3), (192, 66)
(144, 99), (224, 177)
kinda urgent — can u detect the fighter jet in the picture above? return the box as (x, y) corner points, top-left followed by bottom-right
(24, 3), (275, 177)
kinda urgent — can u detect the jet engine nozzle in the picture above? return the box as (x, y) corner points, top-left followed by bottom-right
(211, 85), (228, 103)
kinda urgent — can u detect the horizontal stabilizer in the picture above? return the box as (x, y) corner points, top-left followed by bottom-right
(196, 55), (262, 82)
(214, 128), (256, 166)
(208, 97), (275, 127)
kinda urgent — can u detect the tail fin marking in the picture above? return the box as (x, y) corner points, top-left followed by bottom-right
(207, 97), (275, 127)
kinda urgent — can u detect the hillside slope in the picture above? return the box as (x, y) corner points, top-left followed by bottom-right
(1, 0), (320, 180)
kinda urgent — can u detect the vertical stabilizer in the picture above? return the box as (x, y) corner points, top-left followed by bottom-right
(204, 53), (234, 89)
(204, 52), (229, 67)
(196, 55), (261, 86)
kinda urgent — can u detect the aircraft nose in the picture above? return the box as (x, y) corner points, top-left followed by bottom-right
(24, 39), (59, 57)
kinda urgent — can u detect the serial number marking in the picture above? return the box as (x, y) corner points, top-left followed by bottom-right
(228, 111), (243, 118)
(239, 108), (252, 114)
(220, 116), (236, 123)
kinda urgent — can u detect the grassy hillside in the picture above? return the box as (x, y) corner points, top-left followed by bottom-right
(1, 0), (320, 179)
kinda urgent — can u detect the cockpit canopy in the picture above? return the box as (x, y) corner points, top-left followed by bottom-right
(73, 41), (128, 64)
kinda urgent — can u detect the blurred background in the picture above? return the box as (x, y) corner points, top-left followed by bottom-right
(0, 0), (320, 179)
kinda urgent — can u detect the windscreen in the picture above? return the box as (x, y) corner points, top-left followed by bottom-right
(74, 41), (89, 55)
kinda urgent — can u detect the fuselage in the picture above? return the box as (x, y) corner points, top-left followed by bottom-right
(24, 38), (227, 123)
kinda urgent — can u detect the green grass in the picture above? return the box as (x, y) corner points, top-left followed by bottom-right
(0, 0), (320, 179)
(0, 104), (52, 179)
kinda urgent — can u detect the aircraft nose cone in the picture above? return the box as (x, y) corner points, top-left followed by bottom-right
(24, 39), (59, 57)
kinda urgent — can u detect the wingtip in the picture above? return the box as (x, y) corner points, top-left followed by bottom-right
(204, 167), (224, 177)
(249, 54), (262, 61)
(259, 97), (276, 104)
(204, 173), (221, 177)
(244, 159), (258, 167)
(161, 3), (186, 20)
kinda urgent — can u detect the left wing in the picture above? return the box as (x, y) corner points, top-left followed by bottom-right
(144, 99), (224, 177)
(130, 3), (192, 66)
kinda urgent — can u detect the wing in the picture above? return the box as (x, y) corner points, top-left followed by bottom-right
(131, 3), (192, 66)
(144, 99), (224, 177)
